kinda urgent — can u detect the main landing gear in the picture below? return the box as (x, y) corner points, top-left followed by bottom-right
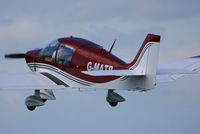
(25, 90), (55, 111)
(106, 90), (125, 107)
(27, 106), (36, 111)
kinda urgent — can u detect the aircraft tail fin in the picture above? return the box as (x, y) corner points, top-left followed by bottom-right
(82, 34), (161, 90)
(128, 33), (160, 89)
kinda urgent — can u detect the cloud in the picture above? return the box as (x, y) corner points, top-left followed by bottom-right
(0, 0), (199, 65)
(0, 18), (43, 41)
(0, 0), (200, 62)
(160, 40), (200, 63)
(1, 0), (200, 24)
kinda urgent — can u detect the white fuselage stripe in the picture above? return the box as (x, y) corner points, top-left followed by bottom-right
(129, 42), (154, 70)
(28, 63), (94, 86)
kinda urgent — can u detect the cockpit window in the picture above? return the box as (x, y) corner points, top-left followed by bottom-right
(40, 40), (59, 61)
(56, 44), (74, 65)
(40, 40), (75, 66)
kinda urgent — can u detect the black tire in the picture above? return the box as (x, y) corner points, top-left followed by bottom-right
(42, 99), (47, 102)
(27, 106), (36, 111)
(109, 102), (118, 107)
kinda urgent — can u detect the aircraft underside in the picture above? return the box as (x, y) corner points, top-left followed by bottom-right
(25, 62), (150, 111)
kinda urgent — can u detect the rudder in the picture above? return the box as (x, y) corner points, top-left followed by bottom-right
(128, 33), (160, 89)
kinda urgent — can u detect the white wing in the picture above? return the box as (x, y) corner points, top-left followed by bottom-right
(0, 72), (67, 90)
(156, 56), (200, 83)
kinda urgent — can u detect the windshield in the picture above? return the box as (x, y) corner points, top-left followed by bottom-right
(40, 40), (75, 66)
(40, 40), (59, 61)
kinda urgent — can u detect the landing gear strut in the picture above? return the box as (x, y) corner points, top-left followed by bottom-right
(106, 90), (125, 107)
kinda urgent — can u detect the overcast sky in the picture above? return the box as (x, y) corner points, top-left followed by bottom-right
(0, 0), (200, 134)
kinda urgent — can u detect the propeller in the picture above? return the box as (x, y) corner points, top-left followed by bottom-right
(5, 53), (26, 59)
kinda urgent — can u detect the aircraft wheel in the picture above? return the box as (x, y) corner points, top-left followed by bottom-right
(109, 102), (118, 107)
(27, 106), (36, 111)
(42, 99), (47, 102)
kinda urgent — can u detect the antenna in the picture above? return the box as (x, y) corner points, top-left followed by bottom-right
(109, 39), (116, 54)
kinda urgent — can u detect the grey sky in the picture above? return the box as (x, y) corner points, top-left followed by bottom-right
(0, 0), (200, 134)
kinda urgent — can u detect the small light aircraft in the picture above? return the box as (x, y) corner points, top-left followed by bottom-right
(1, 33), (200, 111)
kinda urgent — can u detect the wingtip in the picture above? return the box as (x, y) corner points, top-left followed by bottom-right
(190, 55), (200, 59)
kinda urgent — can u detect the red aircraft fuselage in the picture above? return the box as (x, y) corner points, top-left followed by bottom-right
(25, 34), (160, 84)
(25, 37), (129, 83)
